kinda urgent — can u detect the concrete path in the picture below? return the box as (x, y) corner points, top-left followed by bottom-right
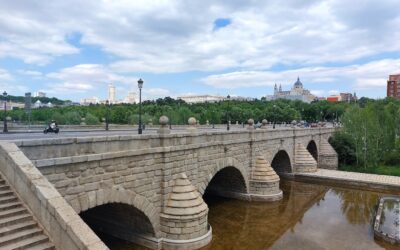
(295, 169), (400, 191)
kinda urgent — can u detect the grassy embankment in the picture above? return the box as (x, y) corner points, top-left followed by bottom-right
(339, 165), (400, 177)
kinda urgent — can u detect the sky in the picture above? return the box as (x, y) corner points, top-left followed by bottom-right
(0, 0), (400, 101)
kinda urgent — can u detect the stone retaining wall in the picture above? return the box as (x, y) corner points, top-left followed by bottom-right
(0, 142), (107, 250)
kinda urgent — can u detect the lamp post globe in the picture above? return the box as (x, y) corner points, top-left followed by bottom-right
(138, 79), (144, 134)
(3, 91), (8, 133)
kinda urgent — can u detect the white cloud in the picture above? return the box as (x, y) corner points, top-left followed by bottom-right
(143, 88), (172, 100)
(0, 0), (399, 72)
(45, 64), (138, 94)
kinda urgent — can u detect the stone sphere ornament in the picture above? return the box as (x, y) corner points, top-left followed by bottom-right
(262, 119), (268, 125)
(159, 115), (169, 126)
(188, 117), (196, 126)
(248, 119), (254, 126)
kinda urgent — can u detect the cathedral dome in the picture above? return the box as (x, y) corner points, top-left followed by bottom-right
(294, 77), (303, 88)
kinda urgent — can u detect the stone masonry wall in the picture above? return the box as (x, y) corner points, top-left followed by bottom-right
(0, 142), (107, 250)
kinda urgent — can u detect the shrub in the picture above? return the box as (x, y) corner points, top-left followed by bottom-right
(64, 111), (81, 125)
(85, 113), (100, 125)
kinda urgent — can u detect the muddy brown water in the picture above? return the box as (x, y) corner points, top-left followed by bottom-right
(94, 180), (400, 249)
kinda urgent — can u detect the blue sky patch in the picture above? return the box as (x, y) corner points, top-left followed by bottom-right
(213, 18), (231, 30)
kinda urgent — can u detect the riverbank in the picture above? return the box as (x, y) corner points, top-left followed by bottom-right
(339, 164), (400, 177)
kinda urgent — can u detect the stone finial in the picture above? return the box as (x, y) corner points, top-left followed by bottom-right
(157, 115), (170, 135)
(161, 173), (209, 241)
(252, 156), (280, 182)
(294, 143), (317, 173)
(261, 119), (268, 129)
(159, 115), (169, 125)
(247, 118), (255, 130)
(187, 117), (197, 133)
(188, 117), (196, 126)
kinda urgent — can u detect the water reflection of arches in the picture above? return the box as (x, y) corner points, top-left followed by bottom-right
(204, 166), (248, 198)
(80, 203), (156, 247)
(306, 140), (318, 161)
(271, 150), (292, 174)
(203, 180), (328, 249)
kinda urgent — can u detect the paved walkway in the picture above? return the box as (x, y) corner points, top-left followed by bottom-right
(295, 169), (400, 190)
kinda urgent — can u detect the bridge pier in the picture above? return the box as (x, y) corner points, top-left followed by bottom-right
(294, 143), (318, 173)
(318, 141), (338, 170)
(160, 173), (212, 250)
(249, 156), (283, 201)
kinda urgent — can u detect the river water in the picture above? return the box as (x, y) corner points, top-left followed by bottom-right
(102, 180), (400, 249)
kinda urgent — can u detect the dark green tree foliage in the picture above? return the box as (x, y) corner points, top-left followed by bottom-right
(329, 133), (356, 165)
(3, 96), (355, 127)
(333, 98), (400, 168)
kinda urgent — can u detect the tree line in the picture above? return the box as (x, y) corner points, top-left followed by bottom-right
(330, 98), (400, 169)
(2, 97), (351, 125)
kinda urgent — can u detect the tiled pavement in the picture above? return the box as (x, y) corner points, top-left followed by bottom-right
(295, 169), (400, 190)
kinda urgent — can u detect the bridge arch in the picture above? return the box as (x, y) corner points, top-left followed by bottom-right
(198, 157), (248, 196)
(69, 188), (160, 237)
(306, 140), (318, 161)
(271, 150), (292, 174)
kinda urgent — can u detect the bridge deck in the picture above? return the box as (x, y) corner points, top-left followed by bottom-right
(295, 169), (400, 193)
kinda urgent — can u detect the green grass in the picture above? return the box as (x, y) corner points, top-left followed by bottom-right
(339, 164), (400, 177)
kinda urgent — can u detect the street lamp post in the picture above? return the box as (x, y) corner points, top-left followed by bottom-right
(226, 95), (230, 131)
(105, 100), (110, 131)
(138, 78), (144, 134)
(273, 104), (276, 129)
(3, 91), (8, 133)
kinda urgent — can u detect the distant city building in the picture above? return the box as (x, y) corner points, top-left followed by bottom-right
(33, 91), (46, 98)
(177, 95), (225, 103)
(80, 97), (100, 106)
(340, 92), (357, 103)
(266, 77), (316, 103)
(123, 92), (136, 104)
(0, 101), (24, 110)
(33, 100), (42, 108)
(230, 96), (255, 101)
(25, 92), (32, 111)
(327, 95), (341, 102)
(108, 83), (116, 103)
(387, 74), (400, 99)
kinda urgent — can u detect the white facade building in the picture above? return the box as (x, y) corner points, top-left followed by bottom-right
(80, 97), (100, 106)
(177, 95), (225, 103)
(108, 83), (116, 104)
(33, 92), (46, 98)
(123, 92), (136, 104)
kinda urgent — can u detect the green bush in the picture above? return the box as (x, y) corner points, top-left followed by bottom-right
(64, 111), (81, 125)
(85, 113), (100, 125)
(383, 150), (400, 166)
(51, 112), (66, 125)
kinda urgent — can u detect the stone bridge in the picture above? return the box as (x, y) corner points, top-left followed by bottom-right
(0, 126), (338, 249)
